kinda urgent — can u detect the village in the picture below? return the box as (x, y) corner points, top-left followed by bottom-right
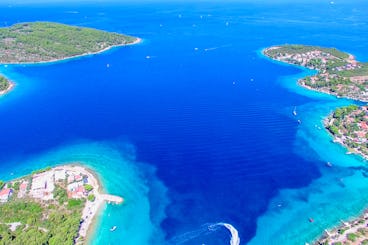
(0, 164), (123, 244)
(264, 45), (368, 102)
(325, 105), (368, 160)
(1, 166), (93, 203)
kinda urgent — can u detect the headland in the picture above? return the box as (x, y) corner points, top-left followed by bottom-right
(263, 45), (368, 102)
(0, 164), (123, 244)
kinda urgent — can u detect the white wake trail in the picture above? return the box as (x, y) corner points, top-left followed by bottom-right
(169, 222), (240, 245)
(219, 223), (240, 245)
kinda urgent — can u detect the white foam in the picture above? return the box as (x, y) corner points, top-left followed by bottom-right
(169, 222), (240, 245)
(217, 223), (240, 245)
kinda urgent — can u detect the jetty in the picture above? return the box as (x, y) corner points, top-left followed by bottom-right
(101, 194), (124, 204)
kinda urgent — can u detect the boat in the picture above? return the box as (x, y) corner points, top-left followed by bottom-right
(293, 107), (297, 116)
(326, 162), (332, 167)
(308, 217), (314, 223)
(110, 226), (117, 232)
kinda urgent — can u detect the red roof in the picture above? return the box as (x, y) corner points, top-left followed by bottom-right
(20, 182), (28, 191)
(75, 175), (83, 181)
(360, 121), (368, 130)
(0, 188), (12, 196)
(76, 186), (85, 193)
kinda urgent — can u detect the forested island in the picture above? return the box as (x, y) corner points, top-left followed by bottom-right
(0, 75), (13, 95)
(0, 76), (10, 91)
(0, 21), (139, 63)
(0, 165), (123, 245)
(263, 45), (368, 102)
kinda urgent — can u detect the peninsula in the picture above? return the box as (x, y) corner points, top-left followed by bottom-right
(0, 21), (139, 64)
(0, 164), (123, 245)
(0, 75), (13, 95)
(263, 45), (368, 102)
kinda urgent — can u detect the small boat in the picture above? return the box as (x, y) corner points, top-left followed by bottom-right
(326, 162), (332, 167)
(308, 217), (314, 223)
(297, 119), (302, 124)
(110, 226), (117, 232)
(293, 107), (297, 116)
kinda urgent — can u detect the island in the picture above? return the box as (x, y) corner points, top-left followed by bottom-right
(0, 21), (140, 64)
(0, 164), (123, 245)
(0, 75), (13, 95)
(263, 45), (368, 102)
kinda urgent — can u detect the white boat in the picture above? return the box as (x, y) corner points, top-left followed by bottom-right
(326, 162), (332, 167)
(110, 226), (117, 232)
(293, 107), (297, 116)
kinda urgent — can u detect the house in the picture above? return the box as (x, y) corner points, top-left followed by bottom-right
(360, 121), (368, 130)
(73, 186), (87, 198)
(0, 188), (13, 203)
(31, 171), (55, 200)
(54, 169), (66, 181)
(17, 181), (29, 198)
(19, 182), (28, 192)
(75, 174), (83, 182)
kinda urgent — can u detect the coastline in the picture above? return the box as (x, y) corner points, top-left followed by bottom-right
(314, 209), (368, 245)
(0, 81), (15, 96)
(53, 164), (124, 243)
(262, 46), (368, 244)
(323, 112), (368, 162)
(1, 37), (142, 66)
(0, 162), (123, 244)
(262, 46), (368, 103)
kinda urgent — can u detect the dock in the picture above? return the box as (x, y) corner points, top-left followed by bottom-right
(101, 194), (124, 204)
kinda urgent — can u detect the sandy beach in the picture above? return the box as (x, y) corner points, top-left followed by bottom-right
(53, 164), (123, 243)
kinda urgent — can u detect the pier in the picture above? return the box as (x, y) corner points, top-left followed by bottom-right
(101, 194), (124, 204)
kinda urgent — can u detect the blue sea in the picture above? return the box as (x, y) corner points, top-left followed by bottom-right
(1, 1), (368, 244)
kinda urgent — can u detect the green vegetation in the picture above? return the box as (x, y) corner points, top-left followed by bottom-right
(334, 105), (359, 117)
(0, 21), (138, 63)
(31, 166), (52, 175)
(338, 63), (368, 77)
(67, 199), (85, 209)
(265, 44), (349, 59)
(325, 105), (368, 158)
(347, 232), (358, 242)
(264, 44), (368, 102)
(0, 180), (4, 189)
(0, 75), (10, 92)
(53, 184), (68, 204)
(87, 194), (95, 202)
(13, 181), (20, 191)
(0, 198), (83, 244)
(84, 184), (93, 192)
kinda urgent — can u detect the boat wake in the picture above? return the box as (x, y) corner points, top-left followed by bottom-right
(168, 222), (240, 245)
(204, 44), (232, 52)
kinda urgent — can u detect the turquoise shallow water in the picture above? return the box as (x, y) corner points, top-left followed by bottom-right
(0, 2), (368, 244)
(0, 140), (169, 244)
(249, 72), (368, 244)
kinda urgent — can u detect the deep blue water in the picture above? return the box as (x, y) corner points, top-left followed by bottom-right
(1, 1), (368, 244)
